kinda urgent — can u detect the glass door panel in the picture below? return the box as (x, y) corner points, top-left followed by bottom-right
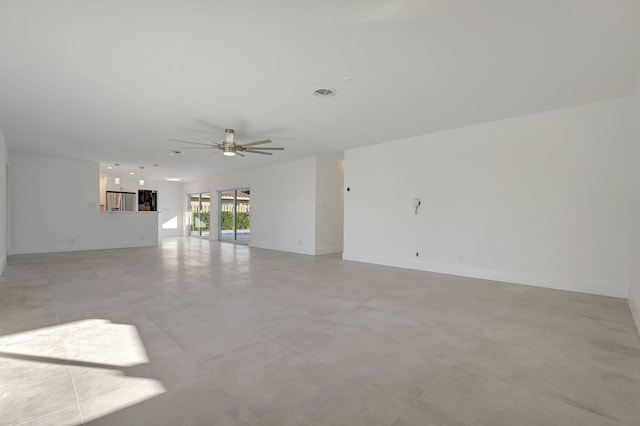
(188, 194), (198, 236)
(220, 191), (236, 241)
(188, 192), (211, 237)
(236, 189), (250, 243)
(219, 188), (250, 243)
(200, 193), (211, 237)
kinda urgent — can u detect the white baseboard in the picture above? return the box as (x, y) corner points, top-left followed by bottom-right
(249, 243), (343, 256)
(249, 241), (316, 256)
(342, 252), (628, 298)
(9, 240), (158, 255)
(629, 287), (640, 338)
(315, 246), (343, 255)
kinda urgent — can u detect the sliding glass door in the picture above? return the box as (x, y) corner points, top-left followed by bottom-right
(188, 193), (210, 237)
(219, 188), (250, 243)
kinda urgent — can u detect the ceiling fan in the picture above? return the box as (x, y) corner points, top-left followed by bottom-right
(169, 129), (284, 157)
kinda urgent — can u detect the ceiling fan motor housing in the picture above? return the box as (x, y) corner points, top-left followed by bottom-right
(225, 128), (234, 142)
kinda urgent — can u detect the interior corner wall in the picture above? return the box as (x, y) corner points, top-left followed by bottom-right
(150, 180), (184, 238)
(250, 158), (316, 254)
(315, 153), (344, 255)
(0, 126), (8, 274)
(9, 153), (158, 254)
(184, 156), (317, 255)
(344, 96), (634, 298)
(630, 82), (640, 335)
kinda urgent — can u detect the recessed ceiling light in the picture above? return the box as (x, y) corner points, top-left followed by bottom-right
(165, 177), (181, 182)
(106, 166), (113, 170)
(313, 87), (336, 97)
(153, 163), (159, 167)
(129, 172), (135, 175)
(168, 151), (184, 156)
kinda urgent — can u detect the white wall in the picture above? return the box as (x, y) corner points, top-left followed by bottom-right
(144, 180), (184, 238)
(9, 154), (158, 254)
(344, 97), (634, 298)
(315, 153), (344, 254)
(250, 158), (317, 254)
(0, 126), (8, 273)
(184, 157), (318, 255)
(630, 83), (640, 334)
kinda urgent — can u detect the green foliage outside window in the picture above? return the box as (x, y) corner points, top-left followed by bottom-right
(191, 211), (210, 231)
(192, 211), (250, 231)
(221, 211), (250, 230)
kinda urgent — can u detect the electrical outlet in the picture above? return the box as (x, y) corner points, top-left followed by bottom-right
(415, 252), (420, 257)
(458, 254), (464, 264)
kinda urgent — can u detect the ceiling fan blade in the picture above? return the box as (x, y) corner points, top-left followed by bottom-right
(194, 119), (228, 133)
(179, 147), (215, 149)
(242, 147), (284, 150)
(185, 132), (221, 145)
(245, 150), (272, 155)
(236, 152), (245, 157)
(168, 138), (215, 147)
(242, 139), (272, 147)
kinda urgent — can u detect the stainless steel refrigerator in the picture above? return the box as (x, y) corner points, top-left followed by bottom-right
(106, 191), (136, 211)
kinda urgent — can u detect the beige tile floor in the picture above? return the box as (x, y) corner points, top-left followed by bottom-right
(1, 237), (639, 426)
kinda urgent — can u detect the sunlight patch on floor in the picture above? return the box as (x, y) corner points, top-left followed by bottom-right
(0, 319), (166, 424)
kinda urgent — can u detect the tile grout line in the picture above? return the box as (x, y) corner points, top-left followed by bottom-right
(47, 279), (85, 426)
(13, 404), (82, 426)
(416, 291), (633, 426)
(140, 313), (270, 426)
(138, 311), (205, 369)
(421, 332), (482, 396)
(450, 362), (626, 425)
(291, 306), (493, 426)
(385, 333), (484, 426)
(7, 240), (639, 425)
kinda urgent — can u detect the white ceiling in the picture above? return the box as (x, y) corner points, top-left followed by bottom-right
(1, 0), (639, 182)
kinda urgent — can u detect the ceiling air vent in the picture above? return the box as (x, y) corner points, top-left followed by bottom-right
(313, 88), (335, 97)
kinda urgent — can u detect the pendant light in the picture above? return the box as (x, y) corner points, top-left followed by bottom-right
(139, 166), (145, 187)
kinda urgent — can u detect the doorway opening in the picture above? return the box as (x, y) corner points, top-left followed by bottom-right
(188, 192), (211, 237)
(219, 188), (250, 243)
